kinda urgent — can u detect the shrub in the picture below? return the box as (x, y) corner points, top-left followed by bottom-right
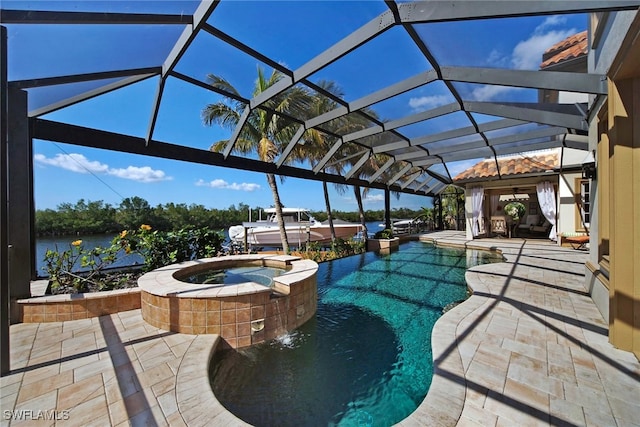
(43, 225), (226, 293)
(293, 237), (365, 262)
(119, 225), (225, 271)
(374, 228), (394, 239)
(330, 237), (365, 257)
(42, 239), (121, 293)
(306, 241), (323, 252)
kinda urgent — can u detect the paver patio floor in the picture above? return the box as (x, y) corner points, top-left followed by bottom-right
(1, 232), (639, 426)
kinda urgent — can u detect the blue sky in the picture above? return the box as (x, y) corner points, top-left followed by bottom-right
(6, 1), (587, 213)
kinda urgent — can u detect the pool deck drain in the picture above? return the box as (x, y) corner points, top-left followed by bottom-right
(3, 232), (639, 426)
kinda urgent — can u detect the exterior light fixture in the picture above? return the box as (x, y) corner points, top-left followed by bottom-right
(582, 150), (596, 179)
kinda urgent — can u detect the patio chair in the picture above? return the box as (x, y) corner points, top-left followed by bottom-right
(517, 215), (540, 235)
(530, 219), (552, 236)
(490, 215), (508, 238)
(564, 235), (590, 250)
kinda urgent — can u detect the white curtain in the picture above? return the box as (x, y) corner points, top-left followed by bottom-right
(536, 181), (557, 241)
(471, 186), (484, 237)
(490, 193), (499, 215)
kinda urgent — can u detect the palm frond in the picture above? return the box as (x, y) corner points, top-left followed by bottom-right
(210, 138), (260, 156)
(206, 74), (241, 97)
(202, 102), (240, 128)
(209, 139), (228, 153)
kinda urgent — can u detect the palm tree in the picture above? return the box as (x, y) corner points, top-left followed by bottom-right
(419, 206), (435, 230)
(333, 113), (386, 242)
(202, 67), (312, 253)
(299, 81), (384, 245)
(300, 81), (349, 243)
(440, 185), (465, 230)
(343, 130), (401, 240)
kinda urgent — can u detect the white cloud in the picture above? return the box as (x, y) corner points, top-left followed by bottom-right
(511, 15), (575, 70)
(408, 95), (451, 111)
(228, 182), (261, 191)
(535, 15), (567, 32)
(470, 85), (525, 102)
(364, 194), (384, 202)
(34, 153), (171, 183)
(108, 166), (171, 183)
(472, 16), (577, 101)
(486, 49), (509, 67)
(196, 178), (260, 192)
(34, 153), (109, 174)
(511, 29), (576, 70)
(196, 179), (225, 188)
(339, 193), (383, 204)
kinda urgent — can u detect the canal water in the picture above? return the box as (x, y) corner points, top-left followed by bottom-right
(35, 234), (143, 277)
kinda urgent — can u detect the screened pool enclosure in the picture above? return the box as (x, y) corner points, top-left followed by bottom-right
(2, 0), (639, 374)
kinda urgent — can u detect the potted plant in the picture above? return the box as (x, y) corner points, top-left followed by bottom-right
(367, 228), (400, 252)
(504, 202), (526, 222)
(504, 201), (526, 236)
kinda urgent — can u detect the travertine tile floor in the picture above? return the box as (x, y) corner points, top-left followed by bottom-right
(406, 232), (640, 427)
(1, 232), (639, 426)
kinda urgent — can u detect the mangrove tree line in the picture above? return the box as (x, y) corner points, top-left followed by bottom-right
(36, 197), (431, 236)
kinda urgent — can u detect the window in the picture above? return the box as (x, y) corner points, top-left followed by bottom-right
(575, 178), (590, 231)
(580, 180), (590, 227)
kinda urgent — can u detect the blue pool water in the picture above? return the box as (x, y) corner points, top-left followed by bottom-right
(177, 266), (287, 287)
(210, 241), (502, 426)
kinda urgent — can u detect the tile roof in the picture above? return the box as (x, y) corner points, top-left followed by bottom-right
(453, 151), (559, 182)
(540, 30), (588, 69)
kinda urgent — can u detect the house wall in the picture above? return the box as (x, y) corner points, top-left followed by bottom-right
(558, 148), (590, 234)
(558, 92), (589, 104)
(557, 170), (583, 235)
(588, 10), (640, 359)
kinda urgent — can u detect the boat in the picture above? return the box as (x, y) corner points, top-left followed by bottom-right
(378, 219), (416, 235)
(378, 213), (432, 235)
(228, 208), (364, 247)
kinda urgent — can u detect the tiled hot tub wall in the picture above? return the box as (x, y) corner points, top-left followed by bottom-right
(139, 255), (317, 349)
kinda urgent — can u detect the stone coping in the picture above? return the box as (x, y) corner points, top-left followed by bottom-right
(17, 287), (140, 304)
(169, 237), (491, 426)
(138, 254), (317, 298)
(397, 236), (505, 425)
(172, 237), (507, 426)
(177, 335), (251, 425)
(16, 287), (142, 323)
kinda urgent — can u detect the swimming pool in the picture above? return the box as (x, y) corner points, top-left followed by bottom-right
(210, 241), (502, 426)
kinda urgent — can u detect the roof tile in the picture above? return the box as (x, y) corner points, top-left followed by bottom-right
(453, 151), (559, 182)
(540, 31), (587, 69)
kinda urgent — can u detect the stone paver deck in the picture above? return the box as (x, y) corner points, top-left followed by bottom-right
(2, 231), (639, 426)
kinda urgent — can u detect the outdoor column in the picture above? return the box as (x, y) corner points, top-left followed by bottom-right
(436, 195), (443, 230)
(7, 87), (33, 311)
(1, 25), (10, 376)
(384, 188), (391, 230)
(608, 76), (640, 358)
(456, 189), (461, 231)
(465, 187), (474, 240)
